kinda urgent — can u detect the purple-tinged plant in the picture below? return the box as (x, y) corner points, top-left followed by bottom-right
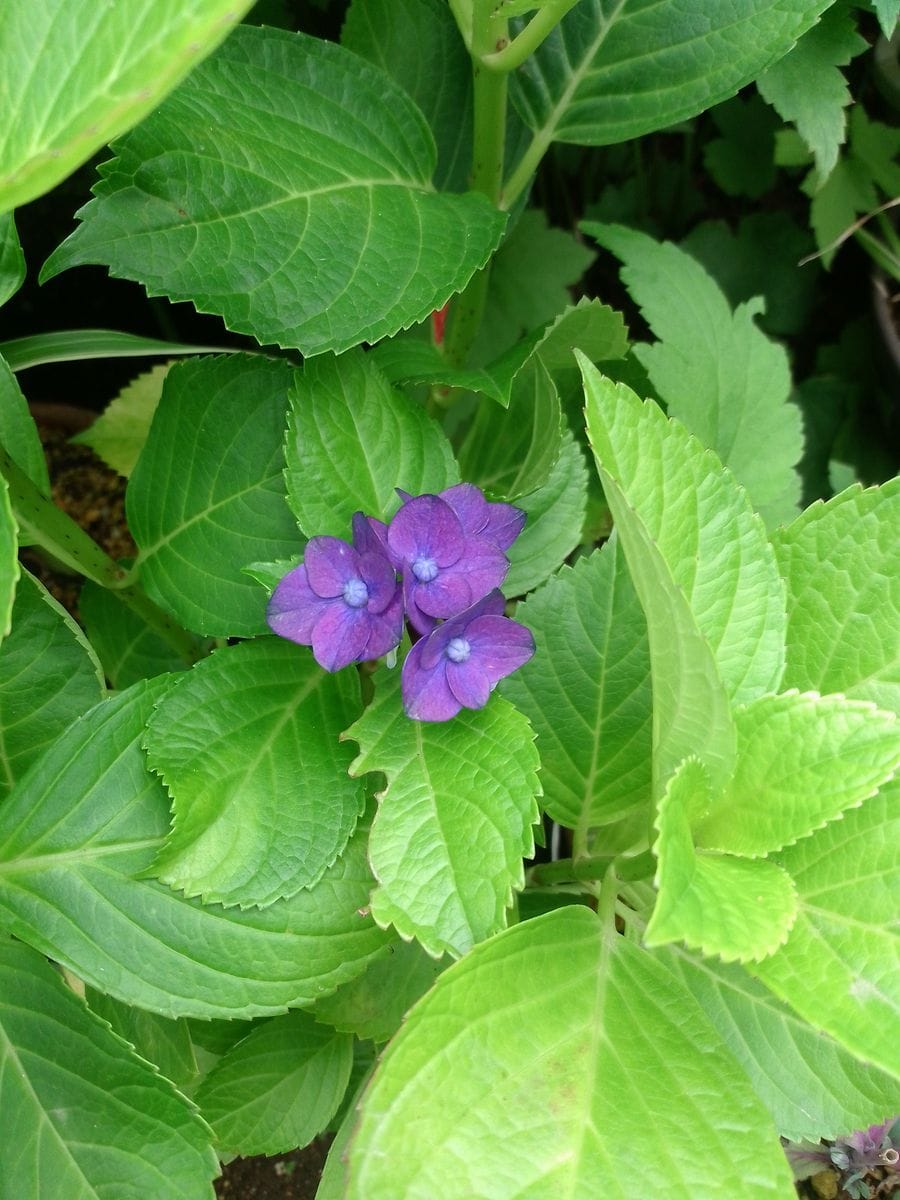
(267, 513), (402, 671)
(387, 493), (510, 634)
(786, 1118), (900, 1199)
(401, 590), (535, 722)
(398, 483), (525, 552)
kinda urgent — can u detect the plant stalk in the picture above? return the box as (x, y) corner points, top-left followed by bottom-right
(482, 0), (581, 72)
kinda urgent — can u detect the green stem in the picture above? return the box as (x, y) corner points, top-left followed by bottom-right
(1, 445), (199, 664)
(502, 125), (554, 213)
(526, 853), (612, 887)
(441, 0), (509, 370)
(482, 0), (581, 72)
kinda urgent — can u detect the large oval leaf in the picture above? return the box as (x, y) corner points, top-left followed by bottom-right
(0, 0), (254, 213)
(42, 25), (507, 356)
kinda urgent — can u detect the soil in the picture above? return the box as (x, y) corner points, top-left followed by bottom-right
(213, 1138), (335, 1200)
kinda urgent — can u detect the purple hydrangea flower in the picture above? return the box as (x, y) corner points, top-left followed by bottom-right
(401, 590), (535, 722)
(267, 513), (402, 671)
(387, 493), (510, 634)
(396, 483), (525, 552)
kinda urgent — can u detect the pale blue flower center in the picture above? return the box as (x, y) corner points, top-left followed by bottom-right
(412, 556), (438, 582)
(446, 637), (471, 663)
(342, 578), (369, 608)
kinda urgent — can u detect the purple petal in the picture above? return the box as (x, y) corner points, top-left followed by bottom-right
(440, 483), (489, 534)
(401, 641), (460, 722)
(482, 501), (526, 550)
(357, 550), (400, 615)
(446, 660), (492, 710)
(352, 512), (395, 562)
(466, 615), (535, 683)
(416, 619), (459, 671)
(414, 570), (472, 619)
(267, 565), (328, 645)
(449, 539), (510, 605)
(311, 604), (371, 672)
(403, 575), (439, 635)
(388, 495), (464, 567)
(304, 536), (360, 597)
(362, 592), (404, 660)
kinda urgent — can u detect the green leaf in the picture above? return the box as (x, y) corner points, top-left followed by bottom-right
(0, 936), (217, 1199)
(757, 2), (867, 183)
(772, 479), (900, 712)
(86, 989), (201, 1093)
(508, 0), (833, 148)
(470, 210), (596, 362)
(0, 0), (254, 213)
(342, 0), (473, 193)
(285, 349), (458, 536)
(345, 669), (540, 957)
(73, 364), (170, 478)
(0, 354), (51, 494)
(127, 354), (299, 638)
(79, 580), (199, 690)
(752, 779), (900, 1081)
(0, 329), (230, 373)
(146, 639), (364, 908)
(501, 539), (652, 833)
(457, 358), (561, 499)
(315, 940), (448, 1044)
(0, 680), (391, 1019)
(870, 0), (899, 37)
(694, 692), (900, 856)
(0, 475), (18, 644)
(581, 365), (786, 796)
(646, 758), (798, 962)
(0, 214), (24, 307)
(703, 95), (779, 198)
(0, 570), (105, 802)
(502, 425), (588, 596)
(346, 907), (796, 1198)
(376, 297), (627, 409)
(653, 944), (900, 1142)
(582, 222), (802, 527)
(42, 26), (507, 357)
(194, 1009), (353, 1158)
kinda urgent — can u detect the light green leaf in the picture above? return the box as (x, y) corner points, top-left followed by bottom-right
(654, 944), (900, 1142)
(0, 214), (24, 307)
(502, 426), (588, 596)
(346, 907), (796, 1198)
(870, 0), (899, 37)
(127, 355), (299, 638)
(376, 297), (627, 409)
(342, 0), (473, 193)
(0, 680), (391, 1019)
(582, 222), (802, 527)
(757, 2), (867, 183)
(194, 1009), (353, 1159)
(773, 479), (900, 712)
(470, 210), (596, 362)
(146, 639), (364, 908)
(285, 349), (458, 537)
(86, 989), (200, 1093)
(79, 579), (199, 690)
(457, 358), (561, 499)
(0, 0), (254, 213)
(345, 669), (540, 957)
(73, 364), (170, 478)
(646, 758), (798, 962)
(42, 26), (507, 357)
(0, 570), (104, 802)
(581, 365), (786, 796)
(753, 779), (900, 1080)
(0, 475), (16, 643)
(0, 329), (229, 373)
(508, 0), (833, 148)
(0, 355), (50, 496)
(315, 940), (448, 1044)
(0, 936), (217, 1199)
(501, 539), (652, 833)
(694, 691), (900, 856)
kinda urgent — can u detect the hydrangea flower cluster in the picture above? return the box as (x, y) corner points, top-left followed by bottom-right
(266, 484), (535, 722)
